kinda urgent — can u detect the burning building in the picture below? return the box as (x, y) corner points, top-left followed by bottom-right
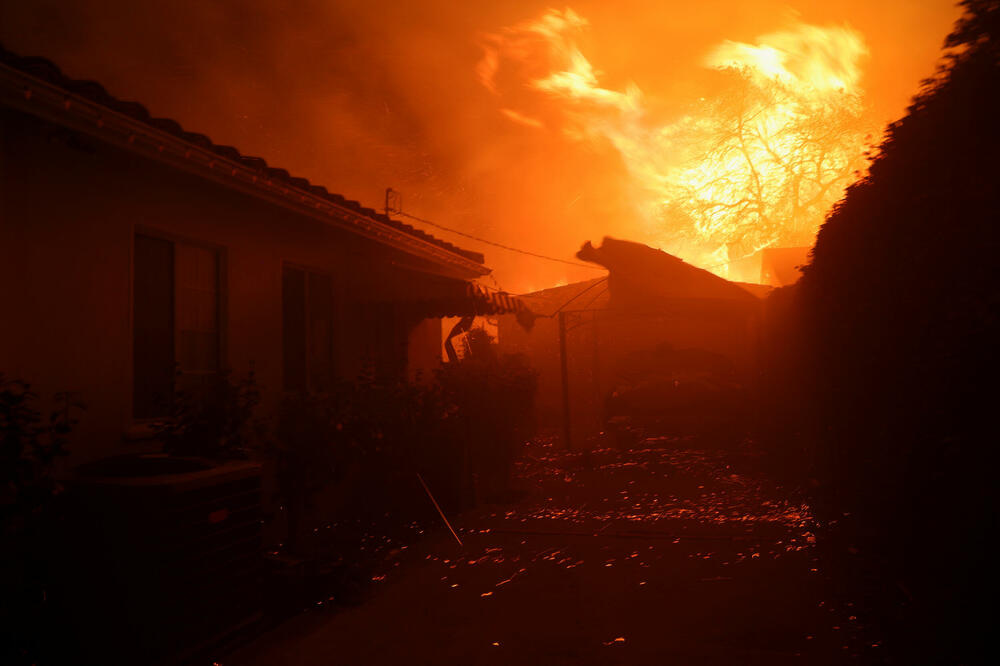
(499, 238), (766, 447)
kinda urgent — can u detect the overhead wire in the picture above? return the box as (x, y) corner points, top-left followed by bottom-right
(392, 210), (605, 270)
(389, 207), (758, 276)
(387, 207), (763, 316)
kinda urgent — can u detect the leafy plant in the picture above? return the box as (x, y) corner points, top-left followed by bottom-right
(1, 374), (82, 533)
(436, 329), (538, 501)
(153, 368), (263, 460)
(1, 375), (82, 664)
(270, 366), (454, 548)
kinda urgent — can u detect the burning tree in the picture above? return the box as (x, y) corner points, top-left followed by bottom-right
(481, 11), (875, 274)
(660, 63), (872, 263)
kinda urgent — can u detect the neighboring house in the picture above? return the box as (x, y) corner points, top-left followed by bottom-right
(498, 238), (765, 446)
(0, 46), (525, 463)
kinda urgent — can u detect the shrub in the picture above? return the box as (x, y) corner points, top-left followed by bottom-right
(1, 375), (81, 533)
(153, 369), (263, 460)
(1, 375), (82, 664)
(435, 329), (538, 501)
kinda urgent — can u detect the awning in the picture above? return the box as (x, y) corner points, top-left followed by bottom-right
(375, 273), (537, 329)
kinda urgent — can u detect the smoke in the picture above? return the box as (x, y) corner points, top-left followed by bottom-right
(0, 0), (960, 292)
(472, 11), (876, 278)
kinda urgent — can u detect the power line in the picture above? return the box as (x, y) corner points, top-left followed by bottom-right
(392, 210), (605, 270)
(387, 197), (753, 275)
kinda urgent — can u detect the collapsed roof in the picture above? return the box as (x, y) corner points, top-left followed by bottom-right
(513, 238), (764, 317)
(576, 238), (763, 306)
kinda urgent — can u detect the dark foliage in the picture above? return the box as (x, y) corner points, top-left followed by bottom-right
(795, 1), (1000, 659)
(270, 368), (454, 556)
(269, 344), (537, 557)
(0, 375), (81, 534)
(1, 376), (82, 664)
(153, 368), (263, 460)
(435, 329), (538, 502)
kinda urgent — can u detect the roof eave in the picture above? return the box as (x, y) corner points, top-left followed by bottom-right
(0, 62), (489, 279)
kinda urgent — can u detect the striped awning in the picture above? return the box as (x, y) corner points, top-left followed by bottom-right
(386, 280), (537, 329)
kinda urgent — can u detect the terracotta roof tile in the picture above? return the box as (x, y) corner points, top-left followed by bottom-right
(0, 44), (484, 264)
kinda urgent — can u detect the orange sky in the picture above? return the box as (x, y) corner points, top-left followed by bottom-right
(0, 1), (962, 292)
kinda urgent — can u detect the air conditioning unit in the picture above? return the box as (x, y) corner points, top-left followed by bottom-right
(65, 455), (264, 663)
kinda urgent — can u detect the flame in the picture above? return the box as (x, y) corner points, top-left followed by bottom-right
(480, 9), (874, 279)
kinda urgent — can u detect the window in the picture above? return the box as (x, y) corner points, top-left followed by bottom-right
(175, 244), (220, 376)
(282, 266), (335, 392)
(133, 233), (221, 418)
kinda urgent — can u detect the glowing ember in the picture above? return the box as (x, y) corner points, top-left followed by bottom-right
(480, 9), (874, 278)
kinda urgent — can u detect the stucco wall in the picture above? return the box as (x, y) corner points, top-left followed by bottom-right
(1, 107), (444, 463)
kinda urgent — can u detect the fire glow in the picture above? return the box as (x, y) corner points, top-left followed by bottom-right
(479, 9), (874, 278)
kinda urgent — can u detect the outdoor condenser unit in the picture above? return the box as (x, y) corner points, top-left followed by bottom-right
(67, 456), (264, 663)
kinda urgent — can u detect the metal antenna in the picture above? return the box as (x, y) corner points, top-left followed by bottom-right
(384, 187), (401, 217)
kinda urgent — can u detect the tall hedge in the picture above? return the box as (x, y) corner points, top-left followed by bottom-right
(796, 1), (1000, 659)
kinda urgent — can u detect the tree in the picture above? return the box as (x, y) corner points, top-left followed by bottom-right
(660, 66), (871, 263)
(795, 1), (1000, 660)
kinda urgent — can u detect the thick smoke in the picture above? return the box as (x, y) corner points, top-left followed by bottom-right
(0, 0), (959, 291)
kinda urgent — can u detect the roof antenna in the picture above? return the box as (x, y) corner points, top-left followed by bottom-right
(384, 187), (401, 217)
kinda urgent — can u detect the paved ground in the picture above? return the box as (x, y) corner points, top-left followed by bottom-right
(226, 437), (881, 665)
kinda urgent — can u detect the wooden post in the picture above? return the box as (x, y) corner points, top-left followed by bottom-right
(591, 310), (601, 430)
(558, 311), (572, 451)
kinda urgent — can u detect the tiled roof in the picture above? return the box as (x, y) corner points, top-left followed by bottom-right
(0, 44), (485, 265)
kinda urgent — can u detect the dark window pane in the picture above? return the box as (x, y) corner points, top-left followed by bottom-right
(282, 266), (307, 391)
(175, 243), (219, 374)
(133, 235), (174, 418)
(307, 272), (334, 391)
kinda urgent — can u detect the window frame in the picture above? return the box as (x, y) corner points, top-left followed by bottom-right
(130, 226), (228, 421)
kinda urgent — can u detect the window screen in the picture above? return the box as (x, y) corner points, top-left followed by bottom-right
(175, 243), (219, 376)
(133, 234), (221, 417)
(133, 235), (174, 418)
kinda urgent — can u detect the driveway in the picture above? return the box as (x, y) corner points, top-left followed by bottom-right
(226, 438), (878, 665)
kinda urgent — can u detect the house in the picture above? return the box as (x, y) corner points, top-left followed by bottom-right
(0, 46), (526, 464)
(498, 238), (766, 446)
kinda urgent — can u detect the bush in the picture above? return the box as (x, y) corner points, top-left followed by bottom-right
(153, 369), (263, 460)
(1, 375), (82, 664)
(1, 375), (81, 534)
(268, 337), (538, 554)
(436, 329), (537, 501)
(269, 368), (459, 554)
(791, 2), (1000, 659)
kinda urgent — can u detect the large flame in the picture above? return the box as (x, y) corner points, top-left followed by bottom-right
(480, 9), (874, 279)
